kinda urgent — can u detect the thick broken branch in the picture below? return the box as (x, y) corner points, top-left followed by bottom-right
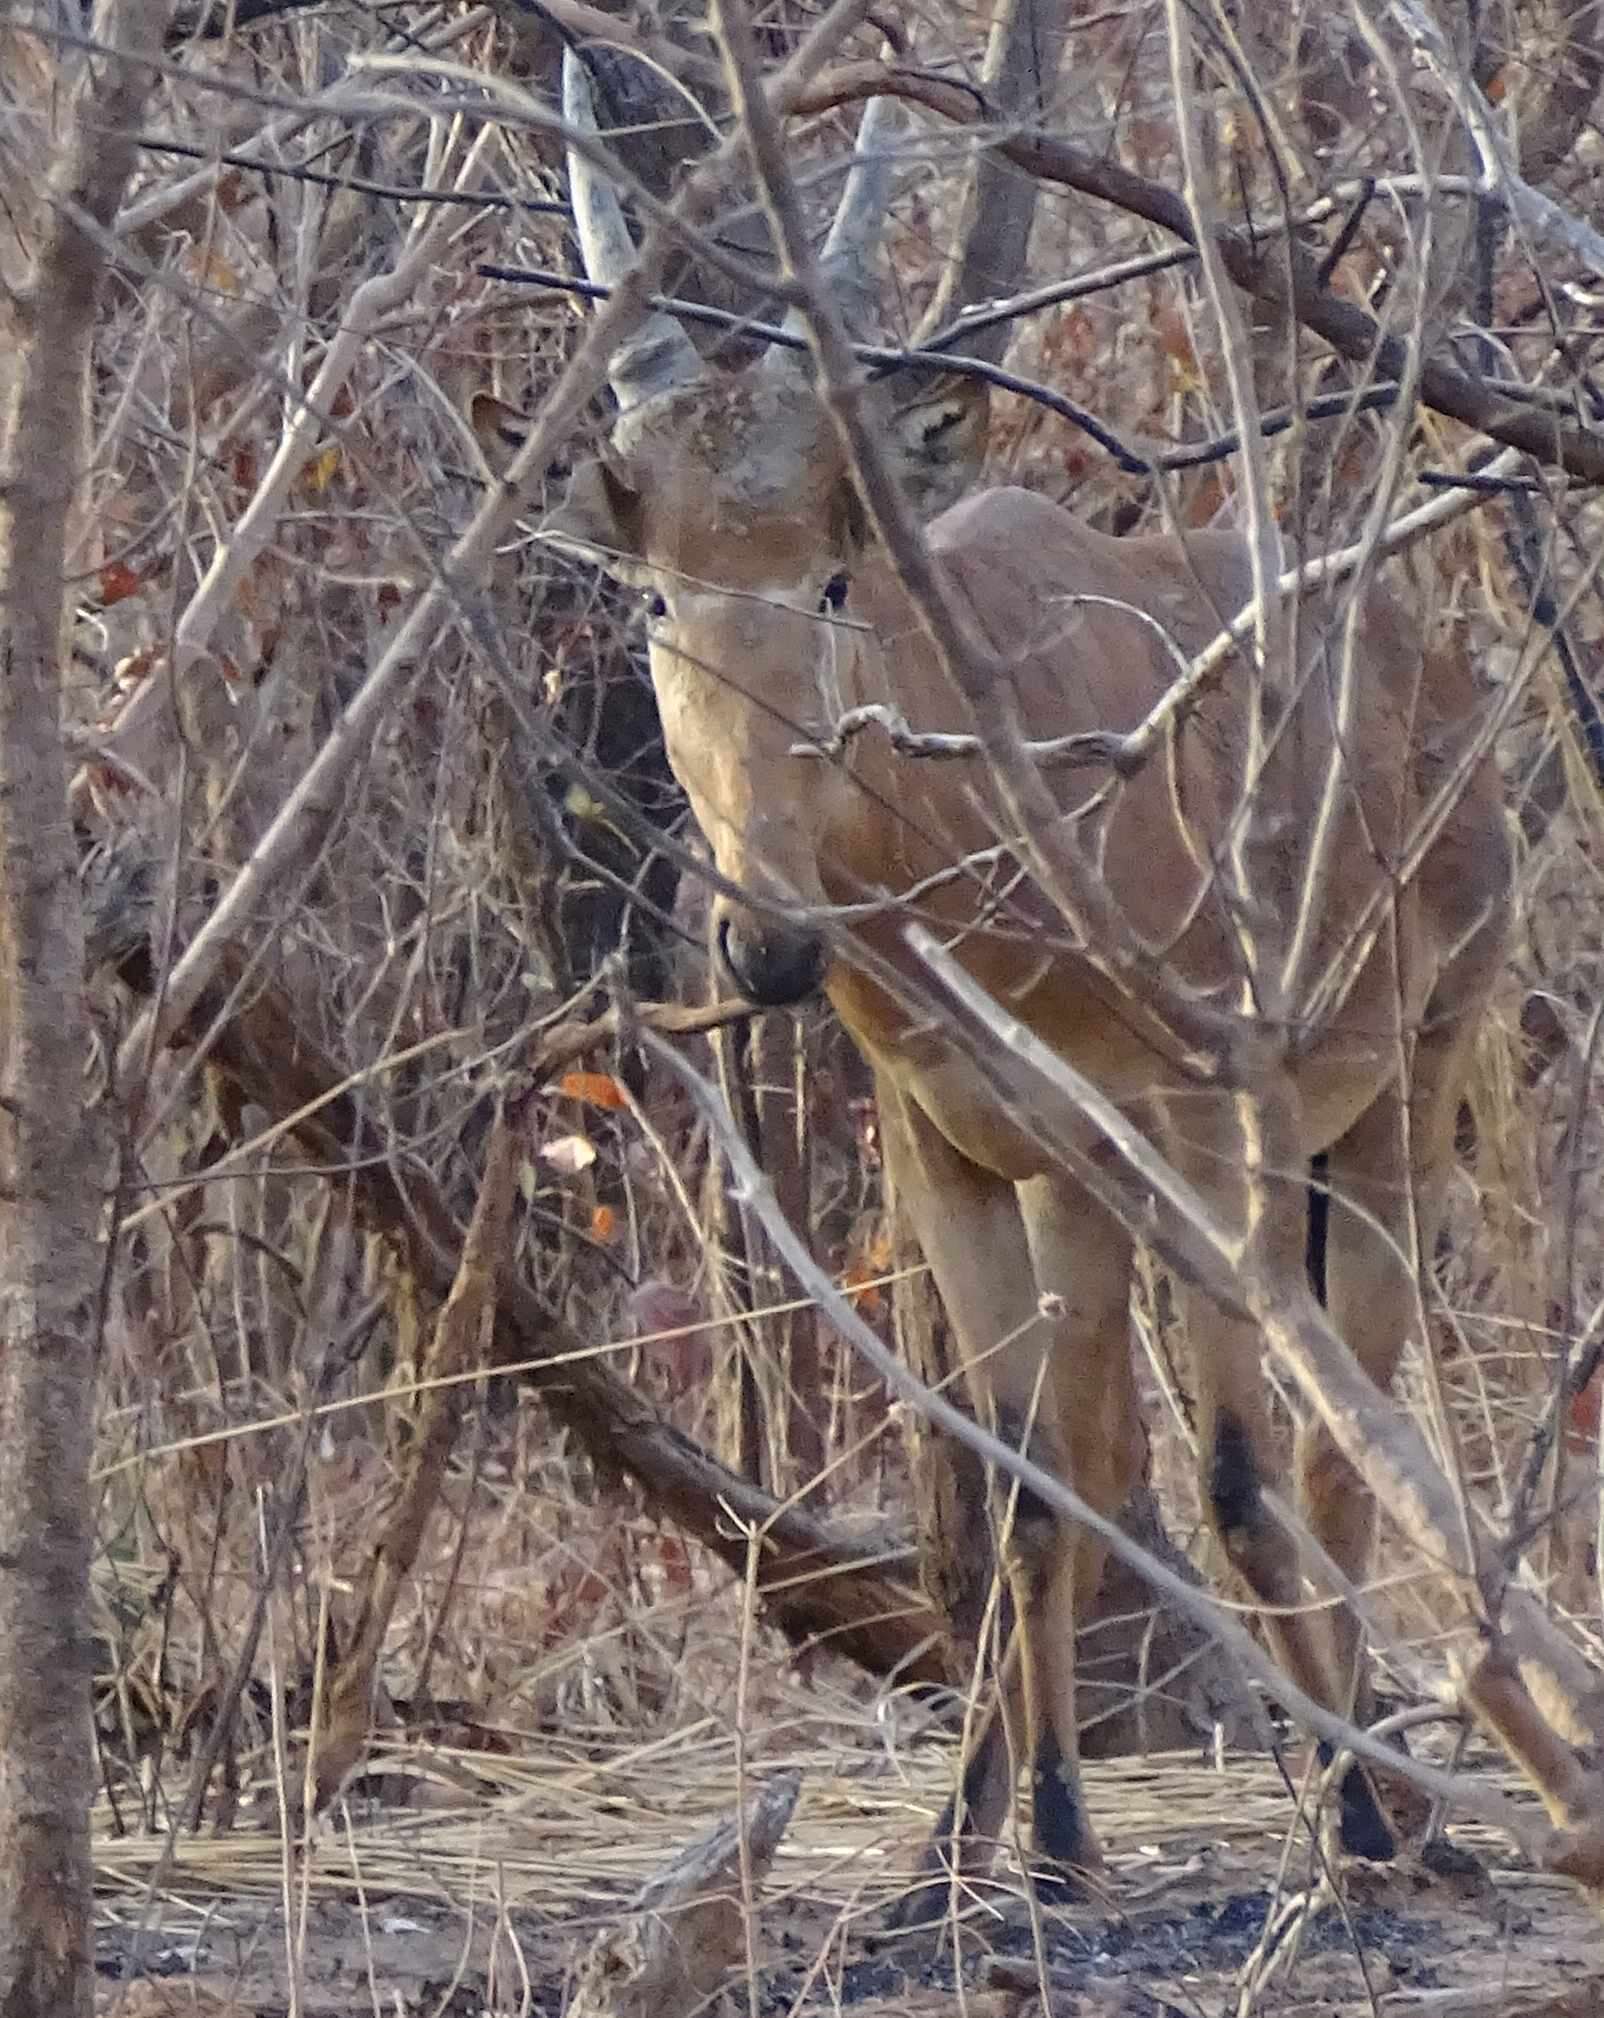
(307, 1099), (522, 1814)
(568, 1771), (799, 2018)
(92, 885), (936, 1675)
(165, 947), (940, 1685)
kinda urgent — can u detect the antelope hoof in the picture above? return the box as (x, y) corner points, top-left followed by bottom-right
(1362, 1737), (1488, 1884)
(1339, 1777), (1397, 1862)
(883, 1854), (994, 1938)
(1033, 1734), (1104, 1876)
(1418, 1834), (1488, 1885)
(1320, 1747), (1397, 1863)
(883, 1879), (961, 1937)
(1024, 1855), (1100, 1909)
(883, 1796), (989, 1937)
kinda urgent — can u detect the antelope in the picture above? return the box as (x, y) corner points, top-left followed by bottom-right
(486, 54), (1515, 1915)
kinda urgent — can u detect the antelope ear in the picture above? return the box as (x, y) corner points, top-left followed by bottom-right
(470, 391), (532, 473)
(545, 458), (646, 575)
(882, 373), (989, 517)
(469, 393), (645, 576)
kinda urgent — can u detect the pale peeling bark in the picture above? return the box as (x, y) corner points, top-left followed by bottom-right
(0, 3), (164, 2012)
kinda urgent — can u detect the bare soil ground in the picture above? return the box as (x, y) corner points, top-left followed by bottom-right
(93, 1739), (1603, 2017)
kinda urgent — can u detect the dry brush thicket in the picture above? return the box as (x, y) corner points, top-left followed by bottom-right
(7, 0), (1604, 1932)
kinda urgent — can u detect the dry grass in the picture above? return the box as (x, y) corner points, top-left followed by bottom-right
(91, 1732), (1557, 1916)
(93, 1727), (1603, 2015)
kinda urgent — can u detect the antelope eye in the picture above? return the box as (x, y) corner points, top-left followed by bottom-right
(645, 591), (668, 620)
(821, 572), (850, 613)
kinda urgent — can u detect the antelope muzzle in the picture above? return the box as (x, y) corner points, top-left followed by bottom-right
(716, 908), (827, 1008)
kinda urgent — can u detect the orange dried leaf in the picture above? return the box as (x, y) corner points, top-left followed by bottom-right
(191, 250), (240, 295)
(590, 1203), (618, 1242)
(1153, 303), (1202, 391)
(556, 1070), (630, 1111)
(842, 1258), (884, 1316)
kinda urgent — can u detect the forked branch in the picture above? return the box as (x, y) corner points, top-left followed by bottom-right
(788, 449), (1533, 781)
(895, 931), (1604, 1892)
(712, 0), (1243, 1082)
(709, 0), (1604, 1900)
(113, 0), (886, 1101)
(639, 1019), (1585, 1870)
(790, 63), (1604, 482)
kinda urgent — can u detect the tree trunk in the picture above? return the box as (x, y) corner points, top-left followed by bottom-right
(0, 5), (163, 2011)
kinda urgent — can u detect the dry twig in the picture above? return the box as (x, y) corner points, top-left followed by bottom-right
(567, 1770), (799, 2018)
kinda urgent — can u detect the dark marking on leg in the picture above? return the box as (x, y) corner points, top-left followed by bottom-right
(1031, 1728), (1090, 1871)
(884, 1711), (1008, 1932)
(927, 1791), (961, 1858)
(954, 1723), (1000, 1839)
(1306, 1150), (1330, 1306)
(1209, 1408), (1262, 1536)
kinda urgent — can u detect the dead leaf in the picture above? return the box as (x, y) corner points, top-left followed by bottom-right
(843, 1225), (893, 1311)
(541, 1132), (597, 1175)
(1153, 302), (1203, 393)
(842, 1259), (884, 1315)
(303, 444), (341, 494)
(98, 560), (143, 606)
(189, 249), (240, 295)
(557, 1069), (631, 1111)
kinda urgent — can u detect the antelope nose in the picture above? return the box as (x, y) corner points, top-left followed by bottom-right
(716, 914), (826, 1007)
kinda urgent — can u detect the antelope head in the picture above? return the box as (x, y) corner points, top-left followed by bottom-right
(481, 56), (988, 1008)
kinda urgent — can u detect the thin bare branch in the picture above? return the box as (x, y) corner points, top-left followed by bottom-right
(793, 61), (1604, 481)
(637, 1020), (1561, 1860)
(169, 122), (496, 686)
(1387, 0), (1604, 277)
(307, 1095), (521, 1816)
